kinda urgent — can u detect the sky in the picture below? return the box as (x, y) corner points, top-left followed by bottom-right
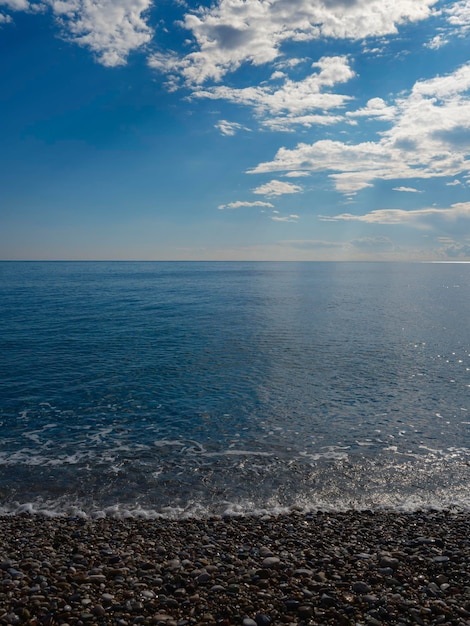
(1, 0), (470, 261)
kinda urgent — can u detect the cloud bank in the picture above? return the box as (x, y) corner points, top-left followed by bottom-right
(149, 0), (439, 85)
(249, 62), (470, 194)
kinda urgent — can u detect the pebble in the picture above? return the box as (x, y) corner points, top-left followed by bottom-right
(101, 592), (114, 603)
(293, 567), (313, 577)
(352, 581), (371, 594)
(0, 510), (469, 625)
(92, 603), (106, 616)
(261, 557), (280, 569)
(297, 604), (313, 618)
(379, 555), (400, 569)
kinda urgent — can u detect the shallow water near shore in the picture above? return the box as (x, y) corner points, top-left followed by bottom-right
(0, 261), (469, 518)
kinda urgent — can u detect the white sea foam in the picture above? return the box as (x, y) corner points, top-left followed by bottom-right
(153, 440), (186, 448)
(201, 450), (273, 457)
(0, 449), (110, 466)
(2, 489), (470, 520)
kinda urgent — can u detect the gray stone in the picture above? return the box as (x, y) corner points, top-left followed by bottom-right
(261, 556), (280, 569)
(196, 572), (211, 584)
(101, 593), (114, 604)
(293, 568), (313, 577)
(353, 581), (371, 594)
(363, 594), (379, 604)
(379, 556), (399, 569)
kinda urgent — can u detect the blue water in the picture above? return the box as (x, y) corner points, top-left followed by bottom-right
(0, 261), (469, 517)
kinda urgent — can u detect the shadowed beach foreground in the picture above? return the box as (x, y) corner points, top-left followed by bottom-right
(1, 510), (470, 625)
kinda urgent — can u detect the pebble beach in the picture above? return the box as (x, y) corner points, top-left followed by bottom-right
(1, 510), (470, 625)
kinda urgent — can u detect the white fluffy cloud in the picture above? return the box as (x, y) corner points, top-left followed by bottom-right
(4, 0), (467, 76)
(262, 112), (344, 132)
(425, 1), (470, 49)
(47, 0), (153, 67)
(192, 56), (354, 129)
(253, 179), (303, 197)
(0, 0), (31, 9)
(0, 0), (153, 65)
(249, 62), (470, 194)
(446, 0), (470, 32)
(346, 97), (396, 121)
(150, 0), (438, 85)
(426, 34), (448, 49)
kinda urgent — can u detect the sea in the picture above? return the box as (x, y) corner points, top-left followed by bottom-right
(0, 261), (469, 518)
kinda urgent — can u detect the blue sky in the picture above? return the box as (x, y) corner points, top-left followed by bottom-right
(1, 0), (470, 260)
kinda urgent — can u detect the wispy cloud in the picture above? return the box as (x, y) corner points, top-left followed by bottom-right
(280, 239), (346, 250)
(261, 112), (344, 132)
(191, 56), (354, 129)
(253, 179), (303, 197)
(284, 171), (310, 178)
(279, 237), (397, 256)
(215, 119), (250, 136)
(271, 214), (299, 223)
(439, 240), (470, 258)
(218, 200), (274, 210)
(351, 236), (395, 250)
(393, 186), (423, 193)
(320, 201), (470, 226)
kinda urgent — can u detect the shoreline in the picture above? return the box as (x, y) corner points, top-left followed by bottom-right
(1, 510), (469, 625)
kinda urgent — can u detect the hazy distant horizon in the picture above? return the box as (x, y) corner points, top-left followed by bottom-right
(0, 258), (470, 265)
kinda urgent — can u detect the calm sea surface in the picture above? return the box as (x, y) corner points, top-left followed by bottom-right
(0, 261), (469, 517)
